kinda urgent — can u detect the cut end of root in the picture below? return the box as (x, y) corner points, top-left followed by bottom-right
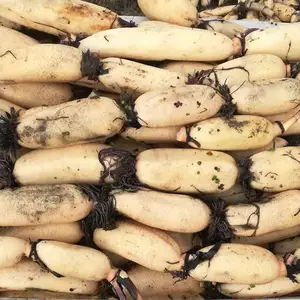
(109, 269), (142, 300)
(0, 151), (16, 189)
(176, 127), (188, 143)
(98, 148), (140, 189)
(80, 185), (117, 240)
(232, 36), (242, 57)
(80, 50), (108, 81)
(0, 108), (19, 157)
(205, 199), (233, 245)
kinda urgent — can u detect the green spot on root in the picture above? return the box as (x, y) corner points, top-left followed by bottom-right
(212, 175), (220, 184)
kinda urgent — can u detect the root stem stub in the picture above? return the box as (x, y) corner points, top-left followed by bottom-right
(206, 199), (233, 245)
(80, 50), (108, 81)
(169, 243), (222, 281)
(98, 148), (140, 189)
(80, 185), (117, 239)
(0, 152), (16, 189)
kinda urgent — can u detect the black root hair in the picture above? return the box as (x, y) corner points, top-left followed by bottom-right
(168, 243), (222, 281)
(98, 148), (140, 189)
(0, 108), (19, 157)
(239, 157), (256, 199)
(0, 151), (16, 189)
(81, 50), (108, 81)
(234, 28), (260, 57)
(205, 199), (233, 245)
(284, 252), (300, 283)
(80, 185), (117, 239)
(29, 240), (64, 278)
(110, 269), (142, 300)
(188, 69), (238, 118)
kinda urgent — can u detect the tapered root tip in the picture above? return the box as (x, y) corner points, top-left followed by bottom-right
(176, 127), (188, 143)
(232, 36), (242, 57)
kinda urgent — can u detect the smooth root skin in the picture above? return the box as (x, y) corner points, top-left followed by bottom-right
(218, 277), (300, 298)
(199, 5), (236, 17)
(0, 259), (99, 294)
(0, 222), (84, 244)
(200, 183), (250, 205)
(120, 127), (180, 144)
(233, 225), (300, 246)
(108, 136), (150, 155)
(137, 0), (198, 26)
(134, 85), (224, 127)
(274, 235), (300, 254)
(138, 20), (184, 29)
(203, 20), (246, 39)
(24, 241), (112, 282)
(135, 148), (238, 194)
(161, 61), (213, 77)
(189, 244), (280, 284)
(79, 27), (234, 62)
(0, 26), (38, 53)
(208, 54), (286, 87)
(233, 24), (300, 61)
(0, 237), (28, 268)
(127, 265), (204, 296)
(17, 97), (124, 149)
(178, 115), (281, 151)
(266, 107), (300, 135)
(0, 185), (93, 226)
(0, 0), (119, 36)
(0, 44), (83, 83)
(0, 16), (21, 29)
(226, 190), (300, 237)
(0, 98), (23, 113)
(93, 219), (182, 272)
(231, 78), (300, 116)
(249, 146), (300, 191)
(227, 137), (288, 161)
(13, 143), (111, 185)
(0, 83), (73, 108)
(83, 58), (186, 96)
(114, 189), (211, 233)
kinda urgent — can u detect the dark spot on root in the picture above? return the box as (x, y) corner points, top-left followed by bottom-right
(81, 50), (108, 81)
(225, 118), (249, 129)
(174, 101), (183, 108)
